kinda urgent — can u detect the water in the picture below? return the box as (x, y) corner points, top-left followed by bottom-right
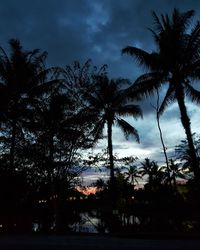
(32, 211), (141, 233)
(69, 212), (109, 233)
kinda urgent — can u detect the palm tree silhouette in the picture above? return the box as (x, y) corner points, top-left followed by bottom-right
(122, 9), (200, 181)
(166, 159), (186, 189)
(175, 134), (200, 172)
(85, 76), (142, 193)
(124, 165), (140, 188)
(139, 158), (165, 188)
(0, 39), (59, 170)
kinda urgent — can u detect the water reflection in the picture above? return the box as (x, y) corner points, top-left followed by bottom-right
(31, 209), (199, 234)
(69, 212), (109, 233)
(32, 210), (143, 233)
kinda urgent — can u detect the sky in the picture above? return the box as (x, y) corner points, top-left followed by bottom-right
(1, 0), (200, 184)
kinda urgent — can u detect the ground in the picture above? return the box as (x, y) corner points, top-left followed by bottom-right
(0, 235), (200, 250)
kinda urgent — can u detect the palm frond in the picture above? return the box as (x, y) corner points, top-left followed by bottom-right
(148, 28), (160, 44)
(91, 118), (106, 143)
(151, 11), (164, 33)
(0, 46), (9, 63)
(116, 104), (143, 119)
(28, 79), (61, 96)
(158, 85), (176, 115)
(171, 9), (195, 35)
(34, 67), (60, 82)
(128, 72), (166, 99)
(161, 14), (170, 30)
(178, 9), (195, 31)
(183, 22), (200, 66)
(122, 46), (154, 69)
(84, 91), (103, 109)
(185, 83), (200, 103)
(187, 21), (200, 50)
(185, 58), (200, 79)
(116, 118), (139, 142)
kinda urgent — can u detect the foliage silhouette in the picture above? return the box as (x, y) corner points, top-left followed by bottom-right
(0, 39), (59, 171)
(139, 158), (165, 190)
(175, 134), (200, 171)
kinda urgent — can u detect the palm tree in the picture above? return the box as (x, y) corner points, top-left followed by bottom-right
(175, 134), (200, 171)
(166, 159), (186, 189)
(84, 76), (142, 192)
(124, 165), (140, 188)
(139, 158), (165, 188)
(93, 178), (107, 191)
(122, 9), (200, 181)
(0, 39), (59, 170)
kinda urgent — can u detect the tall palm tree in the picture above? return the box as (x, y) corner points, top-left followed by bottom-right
(0, 39), (59, 170)
(84, 76), (142, 191)
(122, 9), (200, 181)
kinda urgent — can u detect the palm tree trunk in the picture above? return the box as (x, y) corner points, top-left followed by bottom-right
(107, 120), (115, 195)
(155, 90), (171, 184)
(10, 119), (17, 170)
(176, 86), (200, 181)
(49, 132), (58, 231)
(107, 120), (118, 215)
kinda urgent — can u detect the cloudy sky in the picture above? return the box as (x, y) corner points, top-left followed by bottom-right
(1, 0), (200, 182)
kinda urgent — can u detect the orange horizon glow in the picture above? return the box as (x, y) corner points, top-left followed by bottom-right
(76, 186), (97, 195)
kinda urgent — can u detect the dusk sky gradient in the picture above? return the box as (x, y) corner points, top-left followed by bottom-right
(1, 0), (200, 183)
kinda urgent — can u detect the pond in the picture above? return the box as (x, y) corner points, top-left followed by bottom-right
(32, 210), (141, 233)
(69, 212), (109, 233)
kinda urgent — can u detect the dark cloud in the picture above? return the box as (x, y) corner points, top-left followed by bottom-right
(1, 0), (200, 70)
(0, 0), (97, 66)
